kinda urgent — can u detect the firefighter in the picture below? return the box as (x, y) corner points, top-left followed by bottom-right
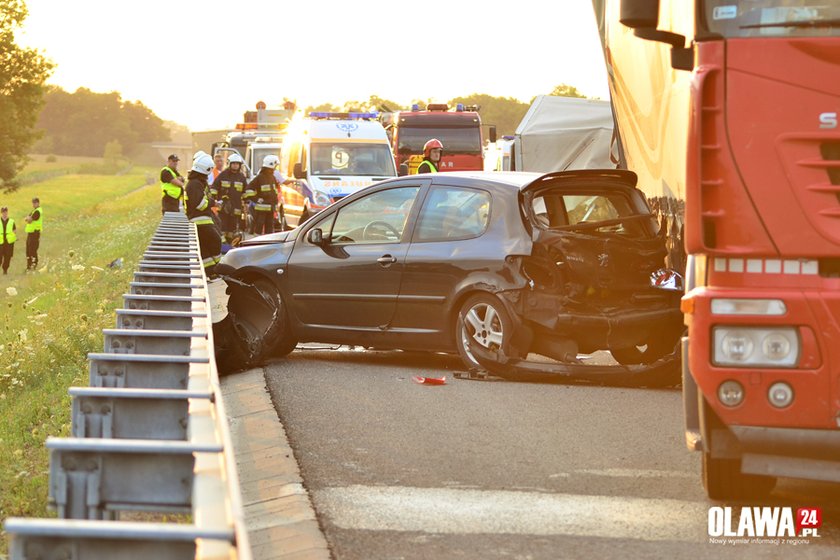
(214, 153), (248, 244)
(246, 155), (280, 236)
(24, 197), (42, 272)
(160, 154), (186, 214)
(185, 153), (222, 275)
(417, 138), (443, 174)
(0, 206), (16, 275)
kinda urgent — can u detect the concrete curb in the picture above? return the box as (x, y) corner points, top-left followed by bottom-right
(221, 368), (332, 560)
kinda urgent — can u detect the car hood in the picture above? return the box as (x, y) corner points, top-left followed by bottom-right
(240, 230), (297, 246)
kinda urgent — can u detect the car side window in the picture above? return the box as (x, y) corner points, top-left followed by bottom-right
(414, 187), (491, 242)
(329, 187), (420, 244)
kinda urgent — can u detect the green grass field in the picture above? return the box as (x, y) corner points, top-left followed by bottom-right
(0, 161), (162, 547)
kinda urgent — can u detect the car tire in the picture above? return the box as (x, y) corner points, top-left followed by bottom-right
(218, 276), (297, 373)
(455, 293), (513, 372)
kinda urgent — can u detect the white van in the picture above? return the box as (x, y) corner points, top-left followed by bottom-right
(280, 112), (396, 227)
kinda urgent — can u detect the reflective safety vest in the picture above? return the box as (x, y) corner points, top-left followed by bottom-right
(25, 208), (42, 233)
(418, 160), (438, 174)
(1, 218), (15, 244)
(161, 167), (182, 200)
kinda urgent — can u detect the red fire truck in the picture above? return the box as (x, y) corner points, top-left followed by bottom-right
(593, 0), (840, 499)
(380, 104), (495, 173)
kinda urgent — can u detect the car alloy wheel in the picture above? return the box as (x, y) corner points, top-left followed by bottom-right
(456, 294), (510, 371)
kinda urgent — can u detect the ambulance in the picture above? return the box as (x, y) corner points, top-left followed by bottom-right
(280, 112), (397, 227)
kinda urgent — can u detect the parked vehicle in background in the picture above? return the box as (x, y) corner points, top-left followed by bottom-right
(381, 104), (495, 174)
(593, 0), (840, 499)
(212, 170), (683, 383)
(513, 95), (616, 172)
(483, 135), (515, 172)
(279, 112), (397, 228)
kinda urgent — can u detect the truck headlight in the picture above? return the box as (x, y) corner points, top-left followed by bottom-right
(712, 327), (799, 367)
(313, 191), (331, 207)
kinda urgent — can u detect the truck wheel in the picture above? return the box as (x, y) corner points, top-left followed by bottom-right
(702, 452), (776, 501)
(455, 293), (513, 372)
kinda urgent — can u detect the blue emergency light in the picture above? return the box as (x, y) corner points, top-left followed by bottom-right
(411, 104), (420, 112)
(309, 111), (379, 120)
(456, 103), (465, 111)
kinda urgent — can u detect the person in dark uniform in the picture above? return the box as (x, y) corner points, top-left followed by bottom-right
(417, 138), (443, 174)
(246, 155), (280, 236)
(24, 198), (42, 272)
(0, 206), (16, 275)
(213, 152), (248, 244)
(185, 153), (222, 275)
(160, 154), (185, 214)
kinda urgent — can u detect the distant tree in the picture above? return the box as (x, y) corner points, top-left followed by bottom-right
(448, 94), (530, 137)
(103, 139), (124, 172)
(33, 87), (170, 157)
(0, 0), (54, 191)
(305, 102), (340, 114)
(548, 83), (586, 98)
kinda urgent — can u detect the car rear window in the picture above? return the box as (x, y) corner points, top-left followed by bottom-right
(414, 187), (491, 242)
(532, 191), (651, 237)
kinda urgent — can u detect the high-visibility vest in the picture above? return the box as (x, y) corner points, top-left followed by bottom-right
(161, 167), (182, 200)
(25, 208), (42, 233)
(417, 160), (438, 174)
(1, 218), (15, 244)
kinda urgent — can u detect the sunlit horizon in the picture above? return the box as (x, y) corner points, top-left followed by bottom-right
(19, 0), (610, 132)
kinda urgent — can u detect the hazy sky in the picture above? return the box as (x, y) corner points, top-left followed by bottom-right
(19, 0), (609, 131)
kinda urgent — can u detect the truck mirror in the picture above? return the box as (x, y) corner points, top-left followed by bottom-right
(307, 228), (324, 245)
(293, 162), (305, 179)
(489, 126), (497, 144)
(620, 0), (660, 29)
(398, 163), (409, 177)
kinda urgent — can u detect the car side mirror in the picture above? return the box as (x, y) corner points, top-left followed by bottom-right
(307, 228), (324, 245)
(398, 163), (409, 177)
(293, 162), (305, 179)
(488, 125), (497, 144)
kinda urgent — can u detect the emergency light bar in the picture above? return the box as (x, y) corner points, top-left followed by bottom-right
(308, 111), (379, 120)
(235, 122), (289, 131)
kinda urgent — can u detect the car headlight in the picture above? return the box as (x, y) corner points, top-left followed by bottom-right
(712, 327), (799, 367)
(313, 191), (331, 207)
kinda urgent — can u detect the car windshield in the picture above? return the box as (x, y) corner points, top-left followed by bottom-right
(397, 127), (482, 155)
(531, 191), (652, 238)
(310, 143), (396, 177)
(701, 0), (840, 37)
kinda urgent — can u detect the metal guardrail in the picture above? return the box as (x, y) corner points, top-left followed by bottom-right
(5, 213), (252, 560)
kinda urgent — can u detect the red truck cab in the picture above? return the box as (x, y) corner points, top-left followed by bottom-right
(604, 0), (840, 499)
(381, 104), (492, 173)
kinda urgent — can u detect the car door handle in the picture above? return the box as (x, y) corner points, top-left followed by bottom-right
(377, 255), (397, 265)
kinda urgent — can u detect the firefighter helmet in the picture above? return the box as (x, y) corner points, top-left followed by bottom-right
(423, 138), (444, 158)
(192, 154), (214, 175)
(228, 153), (244, 165)
(263, 155), (280, 168)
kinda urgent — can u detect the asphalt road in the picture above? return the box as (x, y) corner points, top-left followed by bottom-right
(263, 347), (840, 560)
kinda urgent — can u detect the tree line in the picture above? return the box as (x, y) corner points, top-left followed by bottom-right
(306, 84), (588, 139)
(31, 86), (172, 158)
(1, 1), (593, 191)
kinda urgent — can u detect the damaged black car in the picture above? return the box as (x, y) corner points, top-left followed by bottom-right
(211, 169), (684, 383)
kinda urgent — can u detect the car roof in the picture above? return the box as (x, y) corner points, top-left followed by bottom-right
(430, 169), (638, 194)
(429, 171), (542, 191)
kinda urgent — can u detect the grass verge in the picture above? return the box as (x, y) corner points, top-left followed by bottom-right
(0, 168), (160, 549)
